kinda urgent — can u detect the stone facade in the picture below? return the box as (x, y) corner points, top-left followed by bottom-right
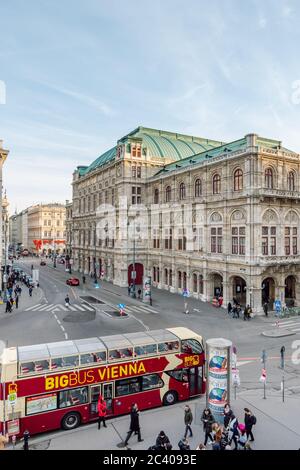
(0, 140), (9, 288)
(71, 128), (300, 314)
(27, 203), (66, 254)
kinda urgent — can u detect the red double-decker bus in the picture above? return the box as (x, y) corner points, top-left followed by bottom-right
(0, 327), (205, 437)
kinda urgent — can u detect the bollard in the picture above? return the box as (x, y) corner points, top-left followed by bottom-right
(23, 430), (30, 450)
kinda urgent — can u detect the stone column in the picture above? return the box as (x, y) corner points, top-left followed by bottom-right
(222, 279), (230, 309)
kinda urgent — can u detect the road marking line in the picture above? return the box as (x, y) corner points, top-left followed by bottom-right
(31, 304), (45, 311)
(39, 304), (54, 311)
(68, 305), (77, 311)
(83, 304), (95, 311)
(60, 305), (68, 311)
(136, 305), (157, 313)
(25, 304), (41, 311)
(57, 320), (61, 325)
(61, 326), (65, 332)
(272, 320), (300, 326)
(75, 304), (85, 311)
(290, 327), (300, 332)
(64, 333), (68, 339)
(54, 314), (58, 320)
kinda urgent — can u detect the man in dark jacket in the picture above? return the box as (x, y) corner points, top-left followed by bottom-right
(201, 408), (214, 445)
(178, 438), (190, 451)
(244, 408), (255, 441)
(124, 403), (143, 446)
(155, 430), (172, 450)
(184, 405), (193, 438)
(223, 403), (234, 429)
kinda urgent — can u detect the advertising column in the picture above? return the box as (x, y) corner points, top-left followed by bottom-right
(206, 338), (232, 422)
(142, 275), (151, 304)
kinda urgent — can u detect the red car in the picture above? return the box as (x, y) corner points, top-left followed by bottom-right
(66, 277), (80, 286)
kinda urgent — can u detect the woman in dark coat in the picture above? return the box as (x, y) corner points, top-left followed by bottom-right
(124, 403), (143, 446)
(223, 403), (234, 429)
(201, 408), (215, 445)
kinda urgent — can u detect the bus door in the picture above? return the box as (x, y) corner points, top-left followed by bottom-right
(188, 367), (202, 397)
(90, 383), (114, 418)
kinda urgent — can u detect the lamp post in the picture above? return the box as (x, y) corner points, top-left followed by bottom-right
(94, 226), (99, 288)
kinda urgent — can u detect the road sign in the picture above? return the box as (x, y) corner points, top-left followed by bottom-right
(182, 289), (189, 297)
(131, 271), (136, 280)
(232, 368), (240, 387)
(8, 392), (17, 407)
(260, 368), (267, 382)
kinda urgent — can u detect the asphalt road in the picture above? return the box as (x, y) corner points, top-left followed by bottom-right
(1, 257), (300, 395)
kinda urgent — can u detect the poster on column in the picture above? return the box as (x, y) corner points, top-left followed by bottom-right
(143, 276), (151, 303)
(207, 341), (231, 416)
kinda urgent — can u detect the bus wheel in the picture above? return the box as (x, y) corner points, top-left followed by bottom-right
(163, 391), (177, 406)
(61, 412), (81, 430)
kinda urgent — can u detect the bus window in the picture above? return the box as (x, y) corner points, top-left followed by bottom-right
(167, 369), (189, 382)
(115, 378), (141, 396)
(80, 352), (106, 365)
(166, 341), (179, 351)
(51, 355), (79, 370)
(59, 386), (88, 408)
(109, 348), (133, 360)
(34, 360), (49, 373)
(134, 344), (157, 357)
(158, 343), (169, 353)
(91, 385), (101, 402)
(181, 339), (203, 354)
(142, 374), (163, 391)
(21, 362), (35, 374)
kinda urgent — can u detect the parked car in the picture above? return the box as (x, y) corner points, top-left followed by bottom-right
(66, 277), (80, 286)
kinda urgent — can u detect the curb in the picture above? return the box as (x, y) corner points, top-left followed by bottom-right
(261, 328), (296, 338)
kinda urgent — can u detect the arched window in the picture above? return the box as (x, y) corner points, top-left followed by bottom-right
(153, 267), (156, 282)
(154, 188), (159, 204)
(178, 271), (182, 288)
(265, 168), (273, 189)
(288, 171), (295, 191)
(165, 186), (171, 202)
(179, 182), (186, 200)
(194, 179), (202, 197)
(213, 174), (221, 194)
(169, 269), (173, 286)
(199, 275), (204, 294)
(164, 268), (168, 284)
(193, 273), (197, 292)
(233, 169), (243, 191)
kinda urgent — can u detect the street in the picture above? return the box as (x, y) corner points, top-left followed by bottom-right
(1, 258), (300, 450)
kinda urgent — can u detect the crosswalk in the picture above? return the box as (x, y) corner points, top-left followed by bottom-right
(122, 304), (158, 314)
(25, 303), (95, 312)
(272, 318), (300, 332)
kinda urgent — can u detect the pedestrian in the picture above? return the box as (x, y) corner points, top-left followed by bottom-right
(184, 301), (189, 314)
(123, 403), (143, 447)
(0, 432), (9, 450)
(18, 286), (22, 296)
(82, 275), (86, 284)
(137, 288), (142, 299)
(5, 300), (11, 313)
(65, 294), (70, 307)
(201, 408), (214, 445)
(23, 430), (30, 450)
(97, 394), (107, 429)
(244, 408), (256, 442)
(263, 302), (268, 317)
(223, 403), (234, 429)
(9, 297), (14, 310)
(232, 304), (238, 318)
(227, 302), (232, 315)
(29, 286), (33, 297)
(178, 437), (190, 451)
(155, 430), (172, 450)
(228, 415), (239, 450)
(237, 424), (248, 450)
(127, 285), (131, 296)
(15, 294), (19, 309)
(211, 423), (222, 450)
(218, 295), (223, 308)
(149, 296), (153, 306)
(184, 404), (193, 438)
(243, 305), (249, 321)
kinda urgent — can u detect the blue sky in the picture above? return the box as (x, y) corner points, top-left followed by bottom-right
(0, 0), (300, 212)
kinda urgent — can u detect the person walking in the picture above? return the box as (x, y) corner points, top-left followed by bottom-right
(263, 301), (268, 317)
(223, 403), (234, 429)
(15, 294), (19, 309)
(82, 275), (86, 284)
(65, 294), (70, 307)
(127, 285), (131, 296)
(228, 415), (239, 450)
(97, 394), (107, 429)
(184, 405), (193, 438)
(244, 408), (256, 442)
(9, 297), (14, 310)
(0, 432), (9, 450)
(227, 302), (232, 315)
(237, 424), (248, 450)
(5, 299), (11, 313)
(137, 288), (142, 300)
(201, 408), (214, 445)
(29, 286), (33, 297)
(123, 403), (143, 447)
(18, 286), (22, 296)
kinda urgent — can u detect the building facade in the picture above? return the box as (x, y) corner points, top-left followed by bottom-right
(27, 203), (66, 254)
(9, 211), (23, 251)
(0, 140), (9, 287)
(1, 192), (9, 267)
(71, 127), (300, 314)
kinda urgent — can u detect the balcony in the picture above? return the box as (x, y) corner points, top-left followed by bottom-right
(259, 188), (300, 200)
(260, 255), (300, 266)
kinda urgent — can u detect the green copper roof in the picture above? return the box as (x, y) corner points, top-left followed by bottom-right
(79, 146), (117, 176)
(154, 138), (247, 176)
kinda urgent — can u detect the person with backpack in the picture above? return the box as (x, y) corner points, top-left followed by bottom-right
(244, 408), (256, 441)
(237, 423), (248, 450)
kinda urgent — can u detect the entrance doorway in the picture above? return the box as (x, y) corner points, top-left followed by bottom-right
(212, 274), (223, 297)
(285, 275), (296, 307)
(232, 276), (246, 306)
(188, 367), (203, 397)
(262, 277), (275, 309)
(128, 263), (144, 285)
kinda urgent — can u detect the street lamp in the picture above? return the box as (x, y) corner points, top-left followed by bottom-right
(94, 226), (99, 288)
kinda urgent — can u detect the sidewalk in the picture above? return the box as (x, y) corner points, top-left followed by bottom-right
(9, 387), (300, 450)
(0, 286), (44, 316)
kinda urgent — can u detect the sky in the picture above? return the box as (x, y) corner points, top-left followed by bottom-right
(0, 0), (300, 213)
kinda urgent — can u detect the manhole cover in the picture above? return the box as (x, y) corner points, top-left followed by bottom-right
(104, 310), (129, 318)
(80, 296), (105, 304)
